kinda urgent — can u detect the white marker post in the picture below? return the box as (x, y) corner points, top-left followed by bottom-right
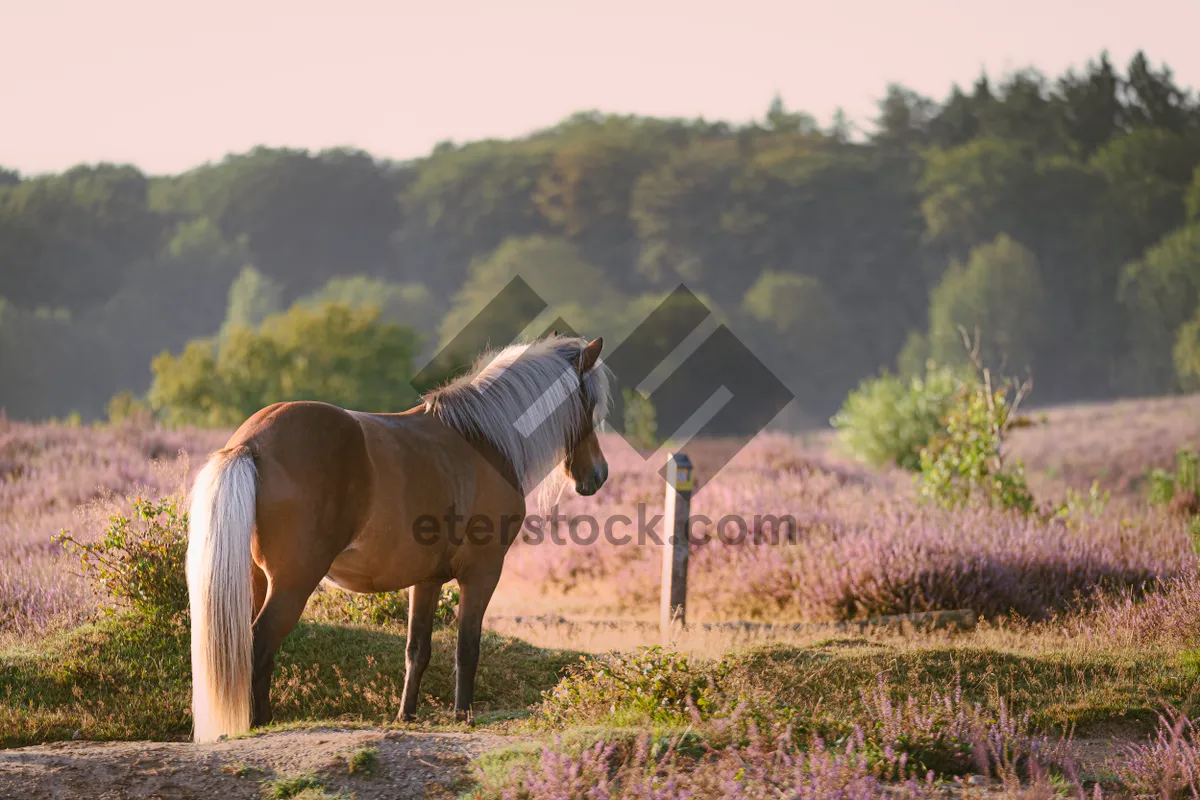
(661, 453), (693, 643)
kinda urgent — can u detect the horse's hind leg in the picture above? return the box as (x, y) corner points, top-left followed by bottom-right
(453, 567), (503, 723)
(399, 579), (445, 722)
(250, 578), (322, 728)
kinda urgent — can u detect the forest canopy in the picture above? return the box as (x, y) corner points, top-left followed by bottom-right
(3, 50), (1200, 425)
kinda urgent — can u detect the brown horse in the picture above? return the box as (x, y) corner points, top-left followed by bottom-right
(186, 335), (610, 742)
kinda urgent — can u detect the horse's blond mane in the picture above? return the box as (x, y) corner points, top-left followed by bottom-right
(423, 336), (611, 498)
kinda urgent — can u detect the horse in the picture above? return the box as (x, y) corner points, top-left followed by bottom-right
(186, 334), (611, 742)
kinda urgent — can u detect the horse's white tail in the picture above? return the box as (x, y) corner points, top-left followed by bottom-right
(187, 446), (257, 743)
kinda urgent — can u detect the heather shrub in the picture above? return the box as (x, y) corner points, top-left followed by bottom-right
(0, 556), (85, 638)
(541, 647), (729, 725)
(53, 496), (189, 618)
(691, 505), (1188, 622)
(831, 364), (963, 470)
(486, 728), (914, 799)
(493, 685), (1073, 798)
(1072, 568), (1200, 647)
(854, 678), (1057, 779)
(1115, 709), (1200, 798)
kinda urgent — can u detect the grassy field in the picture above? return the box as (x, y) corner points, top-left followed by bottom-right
(4, 398), (1200, 796)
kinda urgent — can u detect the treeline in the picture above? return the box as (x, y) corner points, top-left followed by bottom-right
(3, 50), (1200, 424)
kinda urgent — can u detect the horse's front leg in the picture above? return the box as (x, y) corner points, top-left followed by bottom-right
(453, 568), (502, 723)
(399, 579), (444, 722)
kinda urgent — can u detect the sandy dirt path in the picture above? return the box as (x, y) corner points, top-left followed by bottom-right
(0, 727), (519, 799)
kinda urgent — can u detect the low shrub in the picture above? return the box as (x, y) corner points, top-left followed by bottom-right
(1115, 709), (1200, 799)
(692, 504), (1187, 622)
(53, 497), (189, 619)
(832, 364), (963, 471)
(540, 647), (729, 726)
(490, 680), (1071, 798)
(916, 377), (1035, 514)
(854, 677), (1054, 778)
(1148, 449), (1200, 517)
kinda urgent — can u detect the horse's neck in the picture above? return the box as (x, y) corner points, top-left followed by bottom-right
(410, 407), (525, 497)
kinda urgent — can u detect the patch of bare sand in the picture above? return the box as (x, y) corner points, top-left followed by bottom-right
(0, 727), (518, 799)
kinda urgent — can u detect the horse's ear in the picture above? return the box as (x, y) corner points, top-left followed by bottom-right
(579, 337), (603, 372)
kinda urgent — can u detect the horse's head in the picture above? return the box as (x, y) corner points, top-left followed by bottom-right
(563, 336), (609, 496)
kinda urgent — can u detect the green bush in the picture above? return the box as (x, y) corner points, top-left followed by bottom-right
(105, 391), (152, 425)
(54, 497), (189, 618)
(831, 363), (963, 470)
(148, 302), (421, 427)
(541, 646), (729, 726)
(1147, 448), (1200, 512)
(916, 378), (1035, 513)
(926, 234), (1045, 374)
(1052, 481), (1111, 523)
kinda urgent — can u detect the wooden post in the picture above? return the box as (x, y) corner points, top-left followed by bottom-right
(661, 453), (693, 643)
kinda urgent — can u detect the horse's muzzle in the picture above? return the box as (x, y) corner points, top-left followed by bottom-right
(575, 464), (608, 496)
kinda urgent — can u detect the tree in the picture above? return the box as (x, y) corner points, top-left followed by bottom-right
(436, 235), (619, 358)
(872, 84), (937, 149)
(1090, 128), (1200, 261)
(928, 85), (981, 149)
(149, 303), (421, 426)
(976, 70), (1064, 154)
(631, 138), (746, 292)
(764, 94), (818, 134)
(532, 116), (678, 284)
(740, 272), (862, 414)
(927, 234), (1045, 372)
(0, 164), (163, 312)
(1123, 51), (1193, 134)
(0, 299), (76, 419)
(1174, 309), (1200, 390)
(919, 138), (1039, 256)
(828, 108), (853, 143)
(301, 275), (442, 337)
(1119, 222), (1200, 392)
(1056, 52), (1125, 156)
(153, 147), (402, 296)
(1186, 165), (1200, 223)
(220, 266), (283, 340)
(396, 139), (558, 300)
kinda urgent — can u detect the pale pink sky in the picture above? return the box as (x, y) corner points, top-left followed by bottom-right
(4, 0), (1199, 175)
